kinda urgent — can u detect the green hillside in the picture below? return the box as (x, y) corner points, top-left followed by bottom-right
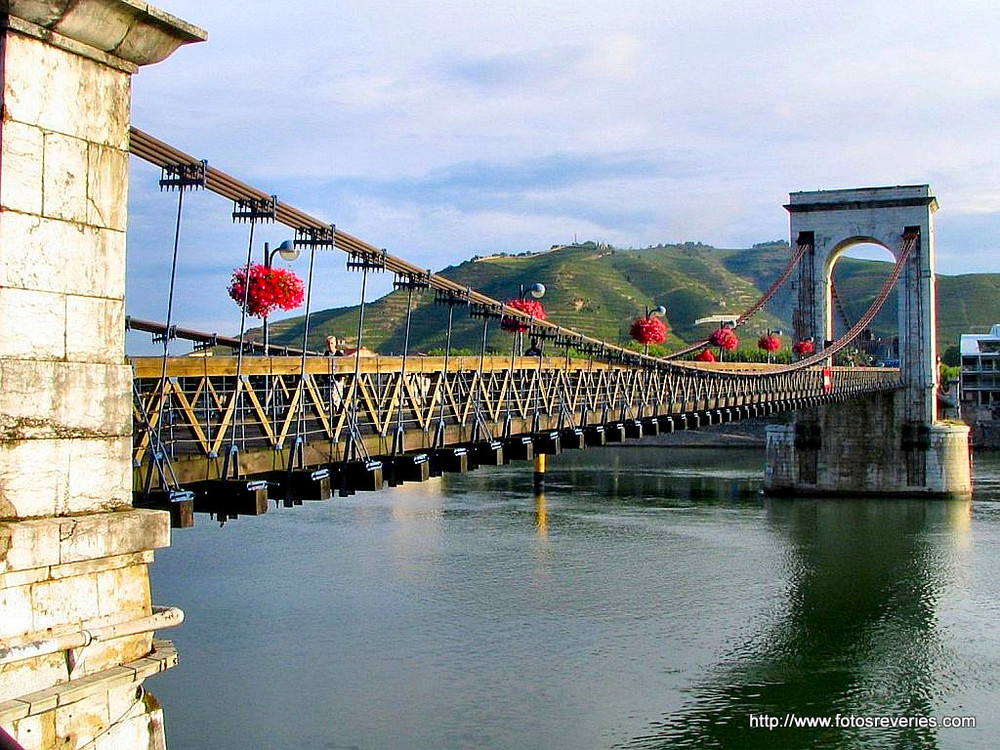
(258, 241), (1000, 356)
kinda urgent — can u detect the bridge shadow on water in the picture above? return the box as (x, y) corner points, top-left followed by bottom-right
(457, 446), (769, 509)
(609, 488), (973, 750)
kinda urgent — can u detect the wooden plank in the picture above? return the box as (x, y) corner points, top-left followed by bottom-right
(243, 376), (279, 446)
(169, 380), (211, 455)
(132, 387), (165, 464)
(303, 375), (334, 439)
(355, 374), (388, 435)
(403, 374), (433, 431)
(273, 383), (303, 449)
(456, 371), (476, 425)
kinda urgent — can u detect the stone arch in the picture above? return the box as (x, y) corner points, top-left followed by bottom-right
(823, 237), (899, 354)
(828, 235), (893, 263)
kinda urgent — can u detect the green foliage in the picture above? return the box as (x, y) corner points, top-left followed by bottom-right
(940, 345), (960, 367)
(940, 363), (960, 381)
(700, 346), (793, 364)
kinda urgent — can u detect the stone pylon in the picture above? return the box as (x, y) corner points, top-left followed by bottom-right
(764, 186), (971, 498)
(0, 2), (204, 747)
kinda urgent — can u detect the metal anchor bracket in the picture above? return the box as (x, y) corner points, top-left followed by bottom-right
(159, 160), (207, 191)
(294, 225), (336, 250)
(232, 195), (277, 223)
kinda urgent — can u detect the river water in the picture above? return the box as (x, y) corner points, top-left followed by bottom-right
(149, 447), (1000, 750)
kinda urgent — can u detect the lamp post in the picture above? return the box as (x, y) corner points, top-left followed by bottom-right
(262, 239), (300, 353)
(642, 304), (667, 356)
(520, 282), (546, 299)
(517, 282), (546, 355)
(505, 282), (545, 436)
(517, 281), (546, 486)
(763, 328), (782, 364)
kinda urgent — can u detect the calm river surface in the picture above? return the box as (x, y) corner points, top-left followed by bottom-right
(149, 447), (1000, 750)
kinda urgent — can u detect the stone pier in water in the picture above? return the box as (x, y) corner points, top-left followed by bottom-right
(765, 186), (971, 498)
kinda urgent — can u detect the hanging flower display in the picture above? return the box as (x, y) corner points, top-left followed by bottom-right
(501, 298), (546, 333)
(694, 348), (717, 362)
(709, 327), (739, 351)
(757, 333), (782, 353)
(630, 315), (669, 345)
(228, 263), (306, 318)
(793, 338), (815, 357)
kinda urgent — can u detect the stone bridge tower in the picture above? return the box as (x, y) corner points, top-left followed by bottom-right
(765, 186), (971, 497)
(0, 2), (204, 747)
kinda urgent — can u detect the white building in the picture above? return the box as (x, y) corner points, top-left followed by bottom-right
(961, 324), (1000, 411)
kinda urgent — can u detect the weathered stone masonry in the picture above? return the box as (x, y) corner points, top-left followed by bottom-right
(1, 2), (204, 747)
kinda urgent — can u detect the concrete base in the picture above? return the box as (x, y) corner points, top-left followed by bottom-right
(764, 395), (972, 498)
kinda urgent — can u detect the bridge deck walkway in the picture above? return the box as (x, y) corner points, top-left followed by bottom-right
(133, 355), (901, 499)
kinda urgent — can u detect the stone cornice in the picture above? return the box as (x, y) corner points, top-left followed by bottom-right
(1, 0), (206, 68)
(784, 197), (939, 214)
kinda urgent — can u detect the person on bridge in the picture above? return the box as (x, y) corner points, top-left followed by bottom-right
(326, 336), (346, 356)
(525, 338), (543, 356)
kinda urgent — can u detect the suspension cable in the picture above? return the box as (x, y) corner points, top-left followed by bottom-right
(293, 246), (318, 455)
(128, 128), (679, 372)
(226, 197), (276, 473)
(390, 274), (428, 454)
(233, 221), (256, 456)
(345, 265), (370, 464)
(471, 313), (495, 443)
(153, 189), (186, 449)
(434, 304), (455, 449)
(504, 314), (519, 437)
(433, 289), (468, 448)
(145, 158), (204, 498)
(831, 280), (853, 332)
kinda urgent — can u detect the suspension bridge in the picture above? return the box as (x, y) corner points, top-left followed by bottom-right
(0, 4), (973, 748)
(125, 129), (970, 528)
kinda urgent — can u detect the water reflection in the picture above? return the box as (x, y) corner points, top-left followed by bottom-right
(535, 492), (548, 538)
(548, 448), (766, 507)
(622, 497), (972, 750)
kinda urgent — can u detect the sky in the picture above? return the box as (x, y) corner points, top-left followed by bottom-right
(126, 0), (1000, 342)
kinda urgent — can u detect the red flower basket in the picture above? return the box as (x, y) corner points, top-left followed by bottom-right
(793, 339), (815, 357)
(757, 333), (782, 353)
(228, 263), (306, 318)
(694, 348), (717, 362)
(630, 316), (669, 345)
(501, 298), (546, 333)
(709, 327), (739, 351)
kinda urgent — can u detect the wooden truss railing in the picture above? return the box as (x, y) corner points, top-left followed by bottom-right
(132, 355), (902, 488)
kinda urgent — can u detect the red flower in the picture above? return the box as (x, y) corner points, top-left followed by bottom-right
(501, 298), (546, 333)
(793, 339), (815, 357)
(709, 327), (739, 351)
(757, 333), (782, 352)
(695, 348), (717, 362)
(228, 263), (306, 318)
(630, 316), (669, 345)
